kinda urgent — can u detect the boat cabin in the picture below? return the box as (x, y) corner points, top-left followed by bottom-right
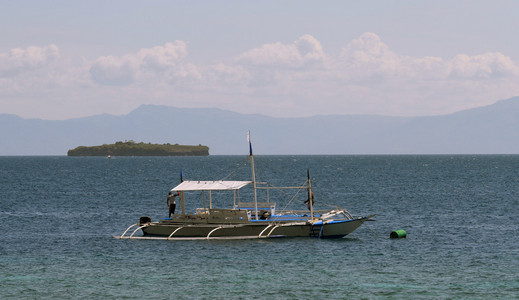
(167, 180), (276, 223)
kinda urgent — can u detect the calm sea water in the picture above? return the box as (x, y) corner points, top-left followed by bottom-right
(1, 155), (518, 299)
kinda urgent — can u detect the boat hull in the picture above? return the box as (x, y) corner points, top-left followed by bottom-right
(139, 217), (369, 239)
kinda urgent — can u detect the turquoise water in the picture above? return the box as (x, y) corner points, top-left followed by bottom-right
(1, 155), (518, 299)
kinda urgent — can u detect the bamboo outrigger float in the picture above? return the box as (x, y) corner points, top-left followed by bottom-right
(114, 132), (374, 240)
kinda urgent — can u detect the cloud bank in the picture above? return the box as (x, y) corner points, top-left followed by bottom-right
(0, 44), (60, 77)
(237, 34), (326, 68)
(1, 33), (519, 119)
(89, 41), (194, 86)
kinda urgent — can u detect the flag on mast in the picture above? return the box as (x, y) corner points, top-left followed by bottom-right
(247, 131), (253, 156)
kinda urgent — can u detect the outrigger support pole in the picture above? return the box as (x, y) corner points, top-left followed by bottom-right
(120, 223), (139, 238)
(129, 225), (147, 238)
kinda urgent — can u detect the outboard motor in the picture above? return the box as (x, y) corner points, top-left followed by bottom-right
(139, 216), (151, 225)
(260, 210), (270, 220)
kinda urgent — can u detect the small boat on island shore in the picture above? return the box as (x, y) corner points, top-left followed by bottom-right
(114, 133), (374, 240)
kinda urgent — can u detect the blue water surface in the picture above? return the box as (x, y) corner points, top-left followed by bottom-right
(1, 155), (518, 299)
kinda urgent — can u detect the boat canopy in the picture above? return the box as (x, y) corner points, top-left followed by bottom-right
(171, 180), (252, 192)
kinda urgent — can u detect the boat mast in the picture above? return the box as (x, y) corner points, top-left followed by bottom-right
(248, 131), (259, 220)
(308, 169), (314, 221)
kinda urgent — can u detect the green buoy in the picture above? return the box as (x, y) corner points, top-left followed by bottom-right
(390, 229), (407, 239)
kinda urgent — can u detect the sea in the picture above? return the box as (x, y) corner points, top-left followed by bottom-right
(1, 155), (518, 299)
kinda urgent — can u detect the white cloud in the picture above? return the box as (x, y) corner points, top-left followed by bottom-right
(89, 55), (137, 85)
(200, 63), (250, 90)
(0, 44), (60, 77)
(0, 44), (89, 100)
(338, 32), (519, 82)
(294, 34), (326, 66)
(89, 41), (194, 86)
(449, 52), (519, 79)
(139, 42), (188, 71)
(341, 32), (394, 63)
(237, 34), (326, 68)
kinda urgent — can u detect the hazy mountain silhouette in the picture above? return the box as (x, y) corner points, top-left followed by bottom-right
(2, 96), (519, 155)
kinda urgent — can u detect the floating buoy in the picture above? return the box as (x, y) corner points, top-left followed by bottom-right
(390, 229), (407, 239)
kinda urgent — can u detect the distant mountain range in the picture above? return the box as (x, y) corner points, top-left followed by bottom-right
(2, 97), (519, 155)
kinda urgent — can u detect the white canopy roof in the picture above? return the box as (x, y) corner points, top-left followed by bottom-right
(171, 180), (252, 192)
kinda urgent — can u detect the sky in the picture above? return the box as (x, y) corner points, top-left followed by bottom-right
(1, 0), (519, 120)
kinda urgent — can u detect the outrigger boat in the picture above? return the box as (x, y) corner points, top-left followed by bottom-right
(115, 134), (374, 240)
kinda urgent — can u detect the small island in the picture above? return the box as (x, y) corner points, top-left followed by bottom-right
(67, 141), (209, 156)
